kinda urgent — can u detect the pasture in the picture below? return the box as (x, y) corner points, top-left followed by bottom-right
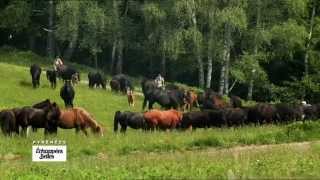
(1, 51), (320, 178)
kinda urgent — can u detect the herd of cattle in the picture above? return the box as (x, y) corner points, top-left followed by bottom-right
(1, 63), (318, 136)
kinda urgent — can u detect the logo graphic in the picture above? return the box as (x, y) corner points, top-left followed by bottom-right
(32, 140), (67, 162)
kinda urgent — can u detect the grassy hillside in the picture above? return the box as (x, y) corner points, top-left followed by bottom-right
(0, 50), (320, 179)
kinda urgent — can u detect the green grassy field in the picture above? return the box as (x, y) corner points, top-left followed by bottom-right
(1, 50), (320, 179)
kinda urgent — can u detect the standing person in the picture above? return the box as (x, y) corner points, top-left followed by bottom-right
(53, 56), (64, 72)
(155, 74), (165, 90)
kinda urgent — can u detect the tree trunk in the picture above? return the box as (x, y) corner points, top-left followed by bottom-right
(28, 34), (35, 51)
(304, 1), (316, 77)
(219, 63), (225, 95)
(248, 80), (253, 100)
(197, 55), (205, 88)
(94, 53), (98, 70)
(206, 51), (213, 89)
(190, 0), (204, 88)
(223, 24), (231, 95)
(63, 33), (78, 61)
(110, 39), (117, 74)
(248, 0), (261, 100)
(116, 39), (123, 74)
(47, 0), (55, 59)
(224, 50), (230, 95)
(161, 51), (166, 77)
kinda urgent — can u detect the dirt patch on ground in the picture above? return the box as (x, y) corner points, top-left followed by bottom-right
(0, 153), (23, 161)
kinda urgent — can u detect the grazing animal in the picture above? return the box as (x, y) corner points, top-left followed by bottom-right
(141, 79), (186, 110)
(230, 95), (242, 108)
(71, 73), (80, 86)
(15, 103), (60, 136)
(303, 105), (317, 120)
(143, 109), (182, 130)
(30, 64), (41, 88)
(0, 110), (19, 136)
(201, 91), (228, 110)
(184, 90), (199, 111)
(180, 110), (226, 130)
(247, 103), (277, 124)
(57, 65), (80, 82)
(57, 107), (103, 136)
(88, 72), (106, 89)
(111, 74), (133, 93)
(60, 80), (75, 108)
(46, 70), (57, 89)
(114, 111), (146, 133)
(224, 108), (247, 127)
(110, 79), (121, 92)
(275, 103), (304, 123)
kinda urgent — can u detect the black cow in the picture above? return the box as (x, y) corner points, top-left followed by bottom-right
(88, 72), (106, 89)
(114, 111), (146, 133)
(111, 74), (133, 93)
(60, 81), (75, 108)
(30, 64), (41, 88)
(46, 70), (57, 89)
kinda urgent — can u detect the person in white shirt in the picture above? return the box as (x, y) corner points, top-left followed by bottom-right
(53, 56), (64, 71)
(155, 74), (165, 89)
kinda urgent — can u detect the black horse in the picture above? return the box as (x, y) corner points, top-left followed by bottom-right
(141, 79), (185, 110)
(114, 111), (146, 133)
(30, 64), (41, 88)
(180, 110), (226, 130)
(111, 74), (133, 93)
(46, 70), (57, 89)
(60, 81), (75, 108)
(88, 72), (106, 89)
(57, 65), (80, 83)
(15, 102), (60, 136)
(0, 109), (19, 136)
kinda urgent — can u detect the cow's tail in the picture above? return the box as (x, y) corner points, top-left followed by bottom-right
(114, 111), (121, 132)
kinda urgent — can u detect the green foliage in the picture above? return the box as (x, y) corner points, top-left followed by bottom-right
(0, 0), (31, 32)
(55, 1), (81, 42)
(270, 19), (308, 59)
(231, 52), (268, 84)
(79, 1), (106, 55)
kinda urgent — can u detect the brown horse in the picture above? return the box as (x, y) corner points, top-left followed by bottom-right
(58, 107), (104, 136)
(183, 90), (199, 111)
(143, 109), (182, 130)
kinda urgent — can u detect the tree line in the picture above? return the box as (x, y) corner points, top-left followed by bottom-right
(0, 0), (319, 102)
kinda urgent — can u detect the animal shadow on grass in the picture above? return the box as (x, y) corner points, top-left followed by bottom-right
(19, 80), (32, 87)
(19, 80), (50, 88)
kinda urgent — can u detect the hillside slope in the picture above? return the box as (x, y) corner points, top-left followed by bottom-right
(1, 50), (320, 178)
